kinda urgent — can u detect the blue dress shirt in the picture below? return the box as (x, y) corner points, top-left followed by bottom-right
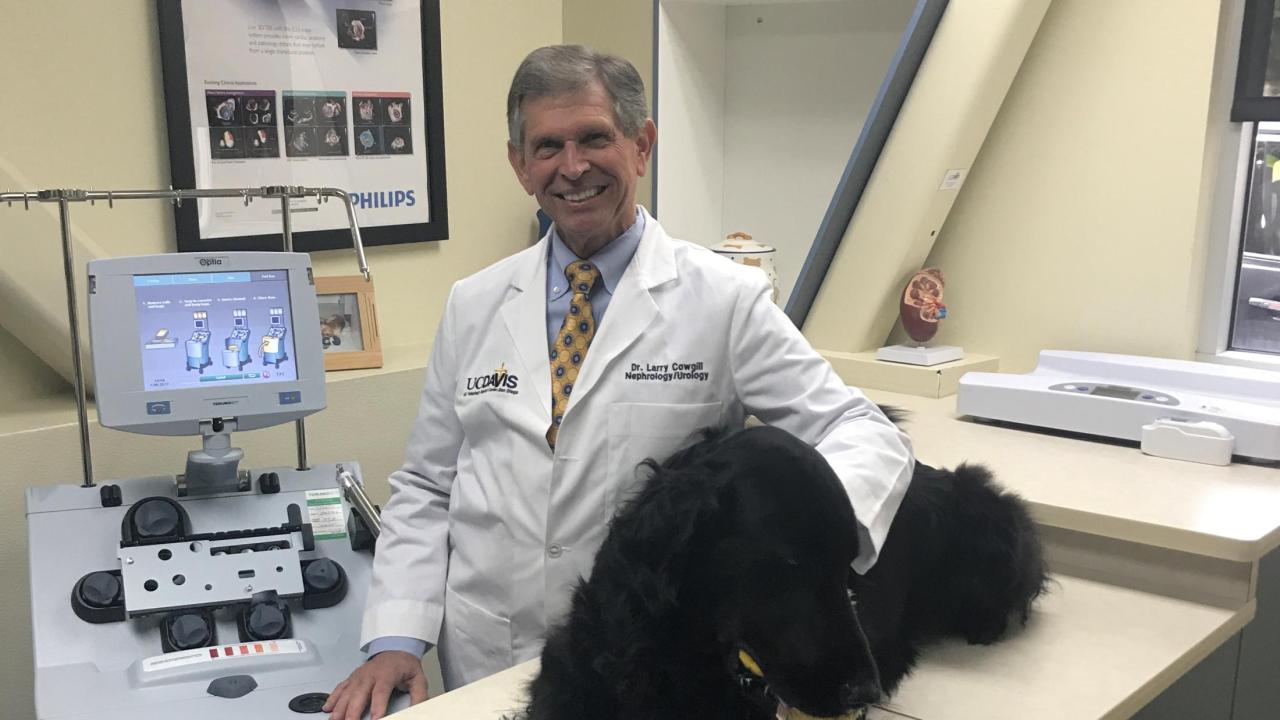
(365, 208), (645, 661)
(545, 207), (645, 349)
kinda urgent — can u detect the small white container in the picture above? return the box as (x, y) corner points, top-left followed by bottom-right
(711, 232), (780, 305)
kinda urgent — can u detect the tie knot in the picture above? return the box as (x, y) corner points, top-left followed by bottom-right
(565, 261), (601, 295)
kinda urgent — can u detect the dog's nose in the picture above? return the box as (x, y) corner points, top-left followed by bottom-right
(839, 681), (881, 708)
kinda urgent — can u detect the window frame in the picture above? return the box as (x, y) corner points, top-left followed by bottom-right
(1198, 0), (1280, 370)
(1196, 121), (1280, 371)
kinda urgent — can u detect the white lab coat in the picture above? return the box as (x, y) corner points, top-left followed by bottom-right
(360, 209), (914, 690)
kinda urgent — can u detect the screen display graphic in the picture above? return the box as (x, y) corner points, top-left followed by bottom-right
(134, 270), (298, 391)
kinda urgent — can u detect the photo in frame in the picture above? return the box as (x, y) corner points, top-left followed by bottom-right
(157, 0), (448, 253)
(315, 276), (382, 371)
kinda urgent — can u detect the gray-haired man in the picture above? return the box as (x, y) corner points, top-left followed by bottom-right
(324, 44), (912, 720)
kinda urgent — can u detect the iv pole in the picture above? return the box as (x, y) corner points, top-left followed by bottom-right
(0, 185), (371, 487)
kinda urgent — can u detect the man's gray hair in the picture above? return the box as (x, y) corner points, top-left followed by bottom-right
(507, 44), (648, 149)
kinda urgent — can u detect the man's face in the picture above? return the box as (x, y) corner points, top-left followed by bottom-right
(508, 81), (655, 257)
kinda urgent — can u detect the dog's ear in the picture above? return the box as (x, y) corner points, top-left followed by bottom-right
(877, 404), (908, 426)
(592, 463), (729, 614)
(613, 464), (725, 570)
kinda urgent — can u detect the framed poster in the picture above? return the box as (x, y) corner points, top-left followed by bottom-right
(157, 0), (448, 252)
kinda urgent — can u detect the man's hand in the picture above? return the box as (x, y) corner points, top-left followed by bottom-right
(324, 650), (430, 720)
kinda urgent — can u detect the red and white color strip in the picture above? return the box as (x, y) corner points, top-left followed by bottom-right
(142, 639), (307, 673)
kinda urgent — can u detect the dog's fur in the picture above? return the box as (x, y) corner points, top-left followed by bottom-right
(524, 417), (1047, 719)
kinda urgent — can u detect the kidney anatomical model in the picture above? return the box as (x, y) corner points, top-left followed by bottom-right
(899, 268), (948, 343)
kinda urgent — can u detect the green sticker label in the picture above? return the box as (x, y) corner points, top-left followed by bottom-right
(305, 489), (348, 540)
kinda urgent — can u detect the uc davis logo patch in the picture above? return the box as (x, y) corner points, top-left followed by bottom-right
(464, 363), (520, 397)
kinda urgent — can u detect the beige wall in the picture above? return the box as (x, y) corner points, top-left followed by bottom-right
(912, 0), (1225, 373)
(0, 328), (68, 406)
(562, 0), (655, 211)
(0, 1), (564, 715)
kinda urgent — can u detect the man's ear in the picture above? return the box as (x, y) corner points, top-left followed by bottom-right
(508, 141), (535, 196)
(634, 119), (657, 177)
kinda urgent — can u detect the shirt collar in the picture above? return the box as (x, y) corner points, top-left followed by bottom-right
(548, 207), (645, 298)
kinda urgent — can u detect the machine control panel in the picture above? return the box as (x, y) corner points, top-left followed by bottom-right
(29, 465), (392, 720)
(1049, 382), (1181, 407)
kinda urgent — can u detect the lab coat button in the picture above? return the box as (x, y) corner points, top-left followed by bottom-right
(547, 544), (563, 559)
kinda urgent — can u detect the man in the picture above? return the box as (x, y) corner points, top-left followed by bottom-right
(324, 45), (914, 720)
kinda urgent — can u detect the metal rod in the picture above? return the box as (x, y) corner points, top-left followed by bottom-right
(336, 465), (381, 538)
(330, 189), (370, 281)
(280, 194), (294, 252)
(1, 186), (371, 281)
(295, 419), (309, 472)
(56, 197), (94, 487)
(277, 193), (309, 471)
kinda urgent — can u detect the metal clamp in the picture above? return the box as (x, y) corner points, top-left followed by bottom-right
(336, 465), (381, 539)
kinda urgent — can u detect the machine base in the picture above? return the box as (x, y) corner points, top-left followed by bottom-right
(26, 462), (397, 720)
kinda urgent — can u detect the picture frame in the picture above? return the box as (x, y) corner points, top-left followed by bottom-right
(315, 275), (383, 371)
(157, 0), (448, 253)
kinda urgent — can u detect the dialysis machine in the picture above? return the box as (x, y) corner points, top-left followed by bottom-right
(262, 307), (289, 368)
(186, 311), (212, 374)
(224, 309), (251, 372)
(26, 251), (390, 720)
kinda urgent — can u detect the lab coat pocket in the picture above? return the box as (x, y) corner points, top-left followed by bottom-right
(606, 402), (724, 515)
(440, 584), (513, 688)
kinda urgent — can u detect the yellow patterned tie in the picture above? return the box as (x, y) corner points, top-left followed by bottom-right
(547, 260), (602, 448)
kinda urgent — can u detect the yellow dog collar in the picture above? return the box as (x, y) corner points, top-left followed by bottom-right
(739, 650), (867, 720)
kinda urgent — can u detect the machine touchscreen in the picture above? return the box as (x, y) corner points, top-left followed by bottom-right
(134, 270), (298, 389)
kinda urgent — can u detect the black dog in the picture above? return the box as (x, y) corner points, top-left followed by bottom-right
(523, 421), (1047, 719)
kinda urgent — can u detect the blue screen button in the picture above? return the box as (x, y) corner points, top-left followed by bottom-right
(278, 391), (302, 405)
(146, 401), (171, 415)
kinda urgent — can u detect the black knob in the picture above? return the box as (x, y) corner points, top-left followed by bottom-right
(134, 499), (181, 539)
(347, 511), (374, 552)
(303, 558), (341, 593)
(168, 612), (213, 650)
(289, 692), (329, 713)
(80, 571), (121, 608)
(99, 484), (122, 508)
(246, 603), (288, 640)
(258, 472), (281, 495)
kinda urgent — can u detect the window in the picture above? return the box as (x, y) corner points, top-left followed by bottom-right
(1233, 123), (1280, 355)
(1214, 0), (1280, 361)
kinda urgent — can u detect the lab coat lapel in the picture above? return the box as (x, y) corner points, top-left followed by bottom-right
(501, 236), (552, 419)
(571, 211), (677, 406)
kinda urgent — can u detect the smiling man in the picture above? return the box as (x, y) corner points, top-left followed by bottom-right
(324, 45), (914, 720)
(507, 70), (654, 259)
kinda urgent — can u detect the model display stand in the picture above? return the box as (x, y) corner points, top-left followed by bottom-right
(824, 350), (998, 399)
(877, 268), (964, 367)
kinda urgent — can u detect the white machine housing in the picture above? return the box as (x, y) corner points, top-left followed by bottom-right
(957, 350), (1280, 462)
